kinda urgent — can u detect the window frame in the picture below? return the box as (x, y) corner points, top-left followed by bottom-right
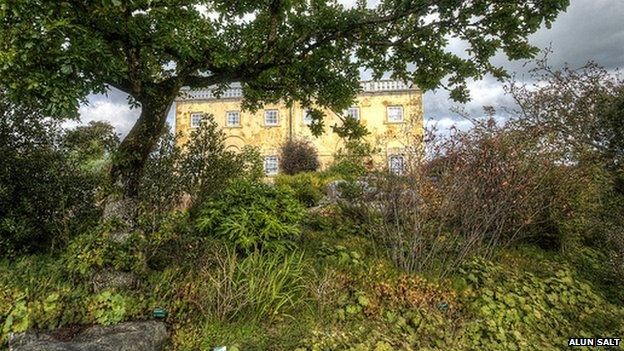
(226, 110), (241, 127)
(264, 109), (279, 126)
(190, 112), (203, 128)
(264, 155), (279, 176)
(346, 107), (360, 121)
(387, 105), (404, 123)
(388, 154), (406, 175)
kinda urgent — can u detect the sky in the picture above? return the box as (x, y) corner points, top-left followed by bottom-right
(75, 0), (624, 138)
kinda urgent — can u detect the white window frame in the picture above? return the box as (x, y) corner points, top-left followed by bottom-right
(303, 109), (313, 125)
(190, 112), (203, 128)
(226, 111), (240, 127)
(387, 105), (404, 123)
(389, 155), (405, 175)
(346, 107), (360, 121)
(264, 109), (279, 126)
(264, 155), (279, 176)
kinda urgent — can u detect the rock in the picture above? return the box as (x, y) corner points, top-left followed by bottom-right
(9, 321), (168, 351)
(91, 269), (138, 291)
(326, 179), (348, 200)
(325, 178), (378, 203)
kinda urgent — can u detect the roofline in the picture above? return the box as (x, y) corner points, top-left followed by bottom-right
(176, 79), (419, 102)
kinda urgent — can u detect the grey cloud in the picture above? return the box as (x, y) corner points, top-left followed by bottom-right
(424, 0), (624, 131)
(79, 0), (624, 137)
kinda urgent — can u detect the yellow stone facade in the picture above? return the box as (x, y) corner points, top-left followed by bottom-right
(175, 80), (423, 175)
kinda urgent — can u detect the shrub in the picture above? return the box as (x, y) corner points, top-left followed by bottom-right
(64, 225), (147, 279)
(325, 139), (375, 179)
(0, 97), (104, 256)
(196, 181), (305, 253)
(137, 117), (263, 230)
(364, 119), (567, 278)
(279, 138), (320, 175)
(274, 172), (325, 207)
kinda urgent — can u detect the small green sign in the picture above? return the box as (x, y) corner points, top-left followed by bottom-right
(153, 308), (168, 319)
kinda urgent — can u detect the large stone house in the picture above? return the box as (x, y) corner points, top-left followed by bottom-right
(175, 80), (423, 176)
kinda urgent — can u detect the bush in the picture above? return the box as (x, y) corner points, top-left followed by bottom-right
(362, 119), (568, 278)
(279, 138), (320, 175)
(325, 139), (375, 180)
(0, 98), (104, 256)
(274, 172), (325, 207)
(137, 117), (263, 232)
(63, 225), (147, 279)
(196, 181), (305, 253)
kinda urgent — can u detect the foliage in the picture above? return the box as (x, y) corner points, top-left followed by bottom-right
(327, 140), (375, 179)
(138, 118), (263, 231)
(182, 247), (308, 323)
(63, 120), (120, 161)
(88, 290), (128, 326)
(359, 119), (563, 277)
(456, 257), (624, 350)
(509, 56), (624, 167)
(507, 58), (624, 282)
(279, 138), (321, 175)
(0, 0), (570, 194)
(274, 172), (325, 207)
(0, 95), (103, 256)
(63, 226), (147, 278)
(196, 181), (305, 253)
(137, 126), (184, 229)
(180, 116), (262, 206)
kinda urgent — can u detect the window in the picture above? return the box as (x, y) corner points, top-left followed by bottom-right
(264, 155), (278, 175)
(264, 109), (279, 126)
(303, 109), (313, 125)
(389, 155), (405, 175)
(226, 111), (240, 127)
(346, 107), (360, 121)
(387, 105), (404, 123)
(190, 112), (203, 128)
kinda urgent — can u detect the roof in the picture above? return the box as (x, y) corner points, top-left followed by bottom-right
(176, 79), (417, 102)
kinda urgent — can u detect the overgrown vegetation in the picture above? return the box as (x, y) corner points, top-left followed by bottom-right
(2, 59), (624, 350)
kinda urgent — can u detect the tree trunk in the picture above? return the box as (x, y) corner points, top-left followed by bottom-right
(111, 94), (176, 199)
(103, 84), (180, 237)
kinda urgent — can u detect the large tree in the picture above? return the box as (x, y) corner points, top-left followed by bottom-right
(0, 0), (569, 199)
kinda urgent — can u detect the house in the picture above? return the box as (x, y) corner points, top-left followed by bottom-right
(175, 80), (423, 176)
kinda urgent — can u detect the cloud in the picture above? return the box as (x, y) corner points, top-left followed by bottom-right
(69, 94), (140, 138)
(78, 0), (624, 138)
(424, 0), (624, 134)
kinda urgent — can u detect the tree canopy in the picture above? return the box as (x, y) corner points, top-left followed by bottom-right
(0, 0), (570, 196)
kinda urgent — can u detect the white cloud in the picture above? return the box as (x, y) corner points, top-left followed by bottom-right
(78, 0), (624, 139)
(71, 98), (140, 138)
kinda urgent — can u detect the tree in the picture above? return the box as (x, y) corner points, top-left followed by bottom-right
(0, 91), (102, 255)
(63, 120), (120, 161)
(0, 0), (569, 202)
(508, 57), (624, 167)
